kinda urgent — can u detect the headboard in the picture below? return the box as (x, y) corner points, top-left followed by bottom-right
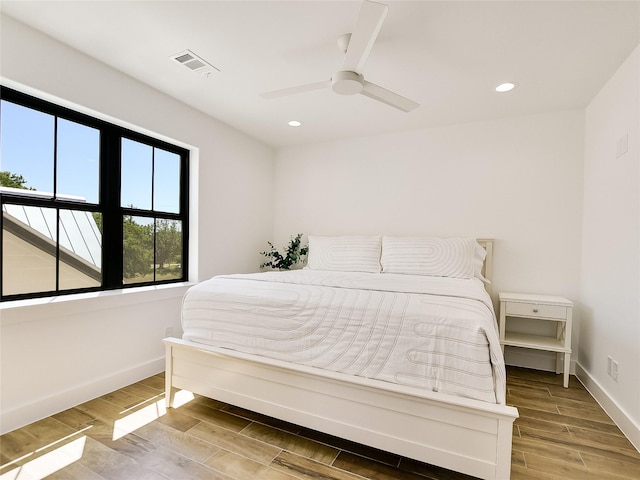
(476, 238), (494, 296)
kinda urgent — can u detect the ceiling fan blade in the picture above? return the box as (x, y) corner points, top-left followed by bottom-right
(361, 80), (419, 112)
(261, 80), (330, 99)
(342, 0), (388, 74)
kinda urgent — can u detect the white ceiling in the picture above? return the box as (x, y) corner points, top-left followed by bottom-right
(2, 1), (639, 148)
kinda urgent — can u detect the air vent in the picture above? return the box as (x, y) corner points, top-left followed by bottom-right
(170, 49), (219, 77)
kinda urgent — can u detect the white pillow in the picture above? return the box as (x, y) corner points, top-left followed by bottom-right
(307, 235), (382, 273)
(381, 237), (486, 279)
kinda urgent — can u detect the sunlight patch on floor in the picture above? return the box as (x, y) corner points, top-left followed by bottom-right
(172, 389), (195, 408)
(0, 391), (197, 478)
(112, 389), (194, 440)
(113, 400), (166, 441)
(0, 435), (87, 480)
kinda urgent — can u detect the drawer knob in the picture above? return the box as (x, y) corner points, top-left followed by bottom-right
(533, 308), (539, 313)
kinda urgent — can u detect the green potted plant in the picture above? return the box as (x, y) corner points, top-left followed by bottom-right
(260, 233), (308, 270)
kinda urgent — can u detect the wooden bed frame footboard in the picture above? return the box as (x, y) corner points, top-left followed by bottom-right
(164, 337), (519, 480)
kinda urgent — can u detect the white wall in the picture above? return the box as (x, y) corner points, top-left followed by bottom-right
(274, 110), (585, 311)
(0, 15), (274, 433)
(579, 45), (640, 448)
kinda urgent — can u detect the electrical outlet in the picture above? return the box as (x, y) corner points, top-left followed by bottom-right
(165, 326), (174, 338)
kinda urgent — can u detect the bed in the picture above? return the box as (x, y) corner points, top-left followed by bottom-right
(164, 236), (518, 479)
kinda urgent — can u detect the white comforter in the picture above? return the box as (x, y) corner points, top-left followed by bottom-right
(181, 270), (506, 404)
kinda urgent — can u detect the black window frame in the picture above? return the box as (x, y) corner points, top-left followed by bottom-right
(0, 86), (189, 302)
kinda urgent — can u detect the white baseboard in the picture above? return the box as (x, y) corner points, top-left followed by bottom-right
(575, 362), (640, 452)
(0, 357), (165, 435)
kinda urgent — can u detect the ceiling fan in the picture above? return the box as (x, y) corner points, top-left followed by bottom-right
(261, 0), (419, 112)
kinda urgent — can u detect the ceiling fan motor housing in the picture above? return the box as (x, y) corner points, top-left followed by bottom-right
(331, 71), (364, 95)
(261, 1), (418, 111)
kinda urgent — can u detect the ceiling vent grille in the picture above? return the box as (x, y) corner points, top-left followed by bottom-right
(170, 49), (219, 77)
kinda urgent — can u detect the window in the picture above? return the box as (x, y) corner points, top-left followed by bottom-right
(0, 86), (189, 301)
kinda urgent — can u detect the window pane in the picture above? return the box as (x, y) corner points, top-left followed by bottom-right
(57, 119), (100, 204)
(58, 210), (102, 290)
(2, 206), (57, 295)
(156, 219), (182, 280)
(0, 101), (54, 194)
(123, 215), (153, 284)
(1, 88), (188, 301)
(154, 149), (180, 213)
(121, 139), (152, 210)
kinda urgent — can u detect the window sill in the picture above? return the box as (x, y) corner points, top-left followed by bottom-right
(0, 282), (195, 324)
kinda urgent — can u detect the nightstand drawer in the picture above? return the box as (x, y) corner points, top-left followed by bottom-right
(504, 302), (567, 320)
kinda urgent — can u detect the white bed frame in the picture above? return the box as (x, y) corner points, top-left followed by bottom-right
(164, 239), (519, 479)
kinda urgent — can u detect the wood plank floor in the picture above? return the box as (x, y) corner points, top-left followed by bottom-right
(2, 366), (639, 479)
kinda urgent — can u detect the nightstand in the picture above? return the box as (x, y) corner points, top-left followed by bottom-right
(499, 292), (573, 387)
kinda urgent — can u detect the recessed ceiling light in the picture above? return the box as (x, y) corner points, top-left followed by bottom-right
(288, 120), (302, 127)
(495, 82), (516, 93)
